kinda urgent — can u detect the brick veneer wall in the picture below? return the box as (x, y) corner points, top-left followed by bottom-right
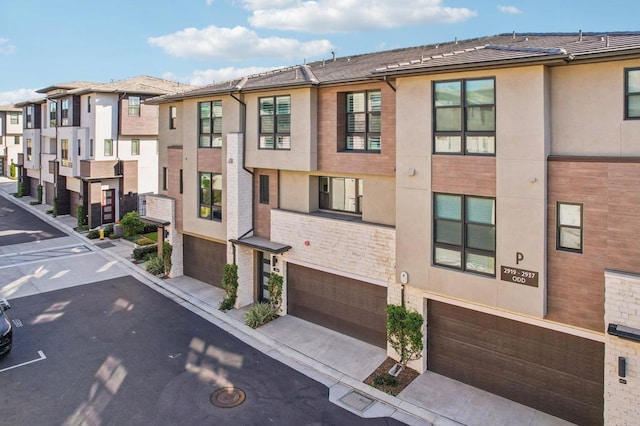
(271, 209), (395, 285)
(604, 270), (640, 425)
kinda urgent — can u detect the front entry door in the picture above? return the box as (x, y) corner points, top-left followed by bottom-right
(259, 253), (271, 302)
(102, 189), (115, 224)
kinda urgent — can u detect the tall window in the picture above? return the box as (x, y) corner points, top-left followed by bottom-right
(131, 139), (140, 155)
(434, 193), (496, 275)
(319, 176), (363, 214)
(104, 139), (113, 156)
(557, 202), (582, 252)
(9, 112), (18, 124)
(61, 99), (69, 126)
(87, 96), (91, 113)
(26, 106), (33, 129)
(179, 169), (183, 194)
(14, 136), (20, 145)
(90, 139), (94, 157)
(259, 95), (290, 149)
(162, 167), (167, 190)
(199, 101), (222, 148)
(346, 91), (381, 151)
(199, 172), (222, 221)
(169, 106), (177, 129)
(259, 175), (270, 204)
(625, 68), (640, 119)
(49, 101), (57, 127)
(61, 139), (71, 167)
(128, 96), (140, 116)
(434, 78), (495, 154)
(26, 139), (32, 161)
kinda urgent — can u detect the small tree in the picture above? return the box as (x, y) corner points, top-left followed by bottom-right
(9, 161), (16, 179)
(37, 185), (43, 204)
(219, 263), (239, 311)
(77, 204), (86, 228)
(386, 304), (424, 373)
(267, 272), (283, 311)
(162, 242), (172, 275)
(52, 197), (58, 217)
(121, 211), (145, 237)
(16, 181), (24, 197)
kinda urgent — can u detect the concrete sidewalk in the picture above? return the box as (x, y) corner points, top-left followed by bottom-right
(0, 177), (572, 426)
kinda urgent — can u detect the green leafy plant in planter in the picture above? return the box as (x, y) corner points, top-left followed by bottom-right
(77, 205), (86, 229)
(245, 302), (277, 328)
(9, 162), (16, 179)
(121, 211), (145, 238)
(267, 272), (283, 311)
(162, 242), (172, 275)
(16, 181), (24, 197)
(145, 255), (164, 275)
(37, 184), (43, 204)
(219, 263), (238, 311)
(386, 304), (424, 377)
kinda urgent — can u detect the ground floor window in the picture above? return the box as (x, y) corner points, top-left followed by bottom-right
(199, 172), (222, 221)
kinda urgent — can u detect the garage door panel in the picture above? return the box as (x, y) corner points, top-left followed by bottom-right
(183, 236), (225, 288)
(428, 300), (603, 425)
(288, 264), (386, 348)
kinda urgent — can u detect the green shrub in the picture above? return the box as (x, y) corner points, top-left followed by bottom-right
(9, 162), (16, 179)
(135, 236), (155, 246)
(77, 205), (86, 228)
(17, 181), (24, 197)
(37, 185), (43, 204)
(219, 263), (239, 311)
(29, 201), (40, 205)
(244, 302), (278, 328)
(386, 305), (424, 372)
(145, 256), (165, 275)
(52, 197), (58, 217)
(87, 229), (100, 239)
(133, 244), (158, 261)
(121, 211), (145, 237)
(162, 242), (172, 274)
(373, 375), (398, 387)
(142, 223), (157, 234)
(267, 273), (283, 311)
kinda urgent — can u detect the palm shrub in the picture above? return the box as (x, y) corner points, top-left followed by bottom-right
(219, 263), (238, 311)
(386, 304), (424, 373)
(145, 255), (164, 275)
(244, 302), (277, 328)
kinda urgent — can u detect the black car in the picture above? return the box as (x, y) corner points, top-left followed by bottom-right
(0, 298), (12, 356)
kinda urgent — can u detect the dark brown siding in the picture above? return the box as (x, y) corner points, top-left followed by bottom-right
(55, 174), (70, 215)
(80, 160), (119, 178)
(428, 300), (604, 426)
(253, 169), (278, 239)
(317, 82), (395, 176)
(547, 159), (640, 331)
(431, 156), (496, 197)
(183, 235), (226, 287)
(287, 264), (387, 347)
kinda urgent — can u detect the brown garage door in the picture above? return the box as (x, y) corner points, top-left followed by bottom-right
(183, 235), (226, 288)
(287, 264), (387, 348)
(427, 300), (603, 426)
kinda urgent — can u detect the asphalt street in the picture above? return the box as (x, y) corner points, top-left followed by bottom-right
(1, 275), (402, 425)
(0, 195), (66, 245)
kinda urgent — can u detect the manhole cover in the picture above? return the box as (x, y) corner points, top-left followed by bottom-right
(210, 387), (246, 408)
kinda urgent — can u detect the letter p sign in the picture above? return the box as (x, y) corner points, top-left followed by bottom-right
(516, 252), (524, 265)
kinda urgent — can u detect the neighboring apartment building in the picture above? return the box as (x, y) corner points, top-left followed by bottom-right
(16, 76), (189, 227)
(0, 104), (22, 177)
(146, 33), (640, 425)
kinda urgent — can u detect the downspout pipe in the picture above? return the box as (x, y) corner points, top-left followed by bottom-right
(229, 92), (254, 241)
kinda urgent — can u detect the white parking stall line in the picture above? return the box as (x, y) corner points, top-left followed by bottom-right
(0, 350), (47, 373)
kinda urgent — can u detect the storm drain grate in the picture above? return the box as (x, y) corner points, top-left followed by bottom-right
(95, 242), (116, 249)
(210, 387), (246, 408)
(339, 391), (375, 412)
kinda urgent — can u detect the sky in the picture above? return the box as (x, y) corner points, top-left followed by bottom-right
(0, 0), (637, 105)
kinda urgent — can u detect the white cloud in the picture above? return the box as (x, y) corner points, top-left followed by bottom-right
(0, 38), (16, 55)
(163, 65), (283, 86)
(239, 0), (477, 33)
(148, 25), (333, 61)
(498, 5), (523, 15)
(206, 0), (214, 5)
(0, 88), (39, 105)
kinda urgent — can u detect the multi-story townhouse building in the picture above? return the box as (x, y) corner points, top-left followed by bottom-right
(0, 104), (22, 177)
(16, 76), (189, 227)
(146, 33), (640, 425)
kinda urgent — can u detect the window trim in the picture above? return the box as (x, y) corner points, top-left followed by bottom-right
(162, 167), (168, 191)
(345, 90), (381, 152)
(433, 77), (496, 156)
(198, 101), (222, 148)
(259, 175), (270, 204)
(9, 112), (19, 125)
(433, 193), (496, 276)
(61, 139), (71, 167)
(26, 139), (32, 161)
(259, 95), (291, 150)
(131, 138), (140, 156)
(319, 176), (363, 215)
(49, 101), (57, 127)
(61, 98), (70, 126)
(87, 96), (91, 113)
(169, 106), (177, 129)
(624, 67), (640, 120)
(128, 96), (141, 116)
(556, 202), (583, 253)
(26, 106), (33, 129)
(104, 139), (113, 156)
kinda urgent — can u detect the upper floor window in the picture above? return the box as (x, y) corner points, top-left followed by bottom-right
(61, 99), (70, 126)
(104, 139), (113, 156)
(49, 101), (57, 127)
(9, 112), (18, 125)
(26, 139), (32, 161)
(557, 202), (582, 252)
(199, 101), (222, 148)
(162, 167), (167, 191)
(199, 172), (222, 221)
(433, 78), (495, 155)
(128, 96), (140, 116)
(131, 139), (140, 155)
(625, 68), (640, 119)
(90, 139), (94, 157)
(319, 176), (363, 214)
(434, 193), (496, 276)
(87, 96), (91, 113)
(259, 95), (290, 150)
(14, 136), (20, 145)
(346, 91), (381, 151)
(259, 175), (270, 204)
(26, 106), (33, 129)
(169, 106), (177, 129)
(61, 139), (71, 167)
